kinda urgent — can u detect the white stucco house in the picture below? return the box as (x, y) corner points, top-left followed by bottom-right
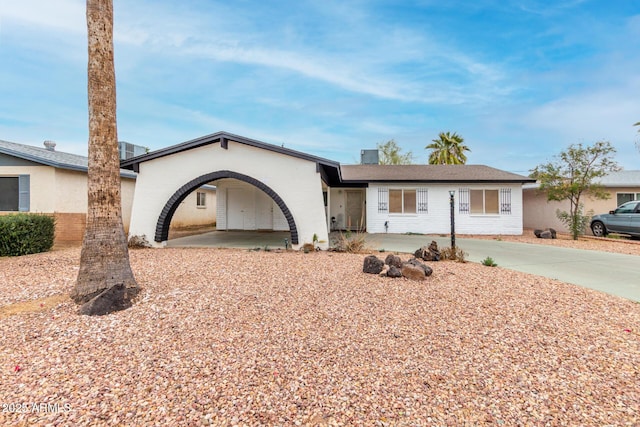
(0, 139), (216, 244)
(121, 131), (535, 249)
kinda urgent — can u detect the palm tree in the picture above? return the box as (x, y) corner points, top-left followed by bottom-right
(426, 131), (471, 165)
(71, 0), (139, 315)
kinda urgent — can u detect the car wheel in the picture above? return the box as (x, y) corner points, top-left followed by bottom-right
(591, 221), (607, 237)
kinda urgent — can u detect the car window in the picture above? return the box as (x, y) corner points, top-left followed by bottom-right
(617, 202), (637, 214)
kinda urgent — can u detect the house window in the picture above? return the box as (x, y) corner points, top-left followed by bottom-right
(378, 187), (389, 212)
(459, 188), (510, 215)
(0, 175), (29, 212)
(389, 189), (417, 214)
(617, 193), (640, 206)
(196, 192), (206, 208)
(0, 177), (19, 211)
(470, 189), (499, 214)
(417, 188), (428, 213)
(500, 188), (512, 214)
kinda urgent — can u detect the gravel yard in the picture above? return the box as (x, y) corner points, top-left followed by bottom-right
(1, 238), (639, 426)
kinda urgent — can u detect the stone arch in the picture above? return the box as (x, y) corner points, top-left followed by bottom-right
(155, 170), (298, 244)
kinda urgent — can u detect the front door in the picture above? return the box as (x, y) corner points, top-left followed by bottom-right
(346, 190), (364, 231)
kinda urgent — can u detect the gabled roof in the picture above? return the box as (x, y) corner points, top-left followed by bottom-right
(0, 139), (137, 178)
(340, 164), (535, 184)
(119, 131), (343, 186)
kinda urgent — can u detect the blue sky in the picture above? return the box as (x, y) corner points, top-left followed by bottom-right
(1, 0), (639, 174)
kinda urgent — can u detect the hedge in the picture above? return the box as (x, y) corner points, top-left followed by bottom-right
(0, 213), (55, 256)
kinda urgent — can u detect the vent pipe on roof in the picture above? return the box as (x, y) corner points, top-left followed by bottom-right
(43, 140), (56, 151)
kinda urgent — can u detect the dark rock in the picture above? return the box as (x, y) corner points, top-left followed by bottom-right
(414, 241), (441, 261)
(535, 228), (557, 239)
(387, 265), (402, 278)
(363, 255), (385, 274)
(428, 241), (441, 261)
(385, 254), (403, 268)
(539, 230), (553, 239)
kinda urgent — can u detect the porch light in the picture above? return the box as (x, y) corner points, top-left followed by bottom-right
(449, 191), (456, 251)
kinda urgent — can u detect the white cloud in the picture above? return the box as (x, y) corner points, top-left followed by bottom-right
(0, 0), (85, 33)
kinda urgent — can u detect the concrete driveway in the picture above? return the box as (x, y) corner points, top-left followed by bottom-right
(168, 231), (640, 302)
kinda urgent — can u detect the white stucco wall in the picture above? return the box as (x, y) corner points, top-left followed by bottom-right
(215, 179), (286, 231)
(366, 183), (524, 235)
(171, 186), (217, 228)
(127, 141), (328, 248)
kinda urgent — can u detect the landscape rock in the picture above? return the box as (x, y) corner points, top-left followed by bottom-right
(401, 263), (427, 280)
(414, 241), (441, 261)
(363, 255), (385, 274)
(386, 265), (403, 278)
(534, 228), (557, 239)
(384, 254), (403, 268)
(406, 257), (433, 277)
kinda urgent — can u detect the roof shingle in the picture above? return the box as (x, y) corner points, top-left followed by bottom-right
(340, 164), (535, 183)
(0, 139), (136, 178)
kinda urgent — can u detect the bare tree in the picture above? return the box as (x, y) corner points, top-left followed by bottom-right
(530, 141), (620, 240)
(70, 0), (139, 315)
(377, 139), (413, 164)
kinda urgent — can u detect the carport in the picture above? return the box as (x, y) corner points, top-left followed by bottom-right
(121, 132), (342, 249)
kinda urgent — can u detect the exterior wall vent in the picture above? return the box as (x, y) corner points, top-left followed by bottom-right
(360, 149), (379, 165)
(43, 140), (56, 151)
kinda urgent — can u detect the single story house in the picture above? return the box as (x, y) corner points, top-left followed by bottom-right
(0, 139), (216, 244)
(121, 131), (535, 249)
(523, 170), (640, 234)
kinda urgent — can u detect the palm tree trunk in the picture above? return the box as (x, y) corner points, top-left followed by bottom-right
(70, 0), (139, 315)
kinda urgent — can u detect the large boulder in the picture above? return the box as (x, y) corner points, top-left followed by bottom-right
(385, 254), (403, 268)
(401, 258), (433, 280)
(363, 255), (385, 274)
(406, 258), (433, 277)
(401, 263), (426, 280)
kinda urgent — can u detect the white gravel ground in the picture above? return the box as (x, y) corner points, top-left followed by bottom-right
(1, 237), (639, 426)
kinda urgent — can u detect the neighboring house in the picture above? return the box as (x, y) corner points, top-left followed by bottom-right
(0, 139), (216, 244)
(523, 170), (640, 234)
(121, 131), (535, 249)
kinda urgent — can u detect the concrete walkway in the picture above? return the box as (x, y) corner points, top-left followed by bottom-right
(168, 231), (640, 302)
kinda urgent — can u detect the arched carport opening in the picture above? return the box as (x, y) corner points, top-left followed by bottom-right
(155, 170), (298, 244)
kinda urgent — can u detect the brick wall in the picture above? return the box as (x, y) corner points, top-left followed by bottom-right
(53, 213), (87, 243)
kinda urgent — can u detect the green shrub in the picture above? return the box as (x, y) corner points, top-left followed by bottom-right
(0, 214), (55, 256)
(481, 256), (497, 267)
